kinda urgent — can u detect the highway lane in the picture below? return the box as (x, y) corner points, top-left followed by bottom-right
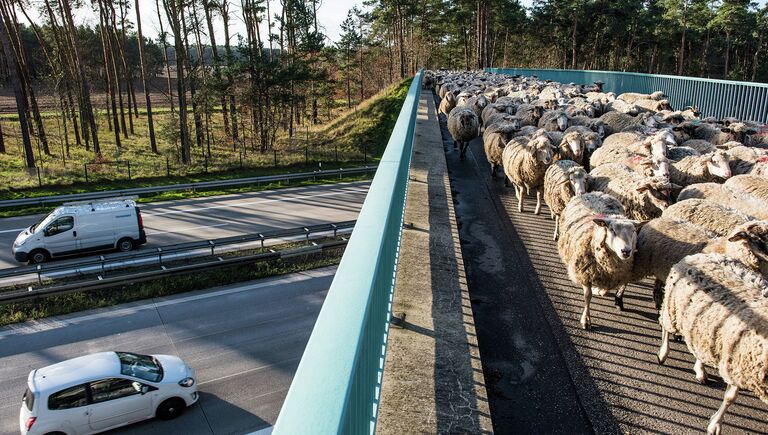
(0, 181), (369, 269)
(0, 267), (335, 435)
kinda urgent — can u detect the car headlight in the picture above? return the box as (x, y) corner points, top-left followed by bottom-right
(178, 377), (195, 387)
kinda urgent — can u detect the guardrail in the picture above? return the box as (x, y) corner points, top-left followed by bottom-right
(486, 67), (768, 124)
(274, 71), (423, 433)
(0, 221), (356, 285)
(0, 240), (348, 304)
(0, 166), (377, 209)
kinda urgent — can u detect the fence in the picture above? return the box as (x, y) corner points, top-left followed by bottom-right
(486, 68), (768, 124)
(15, 144), (374, 189)
(273, 69), (423, 434)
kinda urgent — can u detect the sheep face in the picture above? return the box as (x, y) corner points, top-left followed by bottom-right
(642, 113), (659, 128)
(636, 177), (678, 210)
(561, 132), (584, 160)
(567, 167), (588, 195)
(727, 221), (768, 275)
(656, 99), (672, 111)
(531, 135), (555, 165)
(582, 132), (602, 153)
(593, 215), (638, 260)
(553, 112), (569, 131)
(704, 151), (732, 180)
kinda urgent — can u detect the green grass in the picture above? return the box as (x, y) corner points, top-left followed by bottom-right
(0, 243), (344, 327)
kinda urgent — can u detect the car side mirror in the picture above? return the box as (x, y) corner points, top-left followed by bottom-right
(140, 385), (149, 395)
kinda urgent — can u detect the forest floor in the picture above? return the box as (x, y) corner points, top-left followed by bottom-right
(0, 78), (411, 198)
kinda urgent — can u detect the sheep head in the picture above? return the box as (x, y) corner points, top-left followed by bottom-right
(702, 151), (732, 180)
(650, 91), (668, 100)
(592, 214), (640, 260)
(636, 176), (680, 210)
(560, 131), (584, 160)
(554, 111), (570, 131)
(727, 221), (768, 275)
(636, 155), (670, 178)
(530, 130), (555, 165)
(567, 167), (588, 196)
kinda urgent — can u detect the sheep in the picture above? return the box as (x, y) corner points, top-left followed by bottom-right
(589, 163), (678, 221)
(598, 111), (658, 136)
(481, 102), (516, 125)
(513, 125), (539, 138)
(663, 199), (754, 237)
(631, 217), (715, 309)
(538, 109), (570, 132)
(543, 160), (588, 240)
(590, 130), (674, 169)
(724, 174), (768, 203)
(667, 150), (732, 188)
(617, 91), (667, 104)
(605, 99), (640, 115)
(623, 154), (671, 178)
(657, 251), (768, 435)
(557, 192), (639, 329)
(564, 126), (602, 166)
(677, 183), (768, 220)
(483, 113), (521, 131)
(681, 139), (720, 154)
(726, 144), (768, 174)
(515, 104), (545, 126)
(685, 121), (753, 145)
(438, 92), (457, 117)
(501, 130), (555, 214)
(633, 98), (672, 113)
(483, 121), (520, 178)
(552, 130), (586, 164)
(666, 145), (700, 162)
(464, 94), (490, 122)
(447, 107), (480, 161)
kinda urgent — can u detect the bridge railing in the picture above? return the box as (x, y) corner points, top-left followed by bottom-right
(273, 70), (423, 434)
(487, 67), (768, 124)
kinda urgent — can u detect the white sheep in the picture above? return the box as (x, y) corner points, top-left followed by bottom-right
(590, 130), (674, 169)
(543, 160), (588, 240)
(678, 183), (768, 220)
(538, 109), (570, 132)
(617, 91), (667, 104)
(438, 92), (457, 117)
(726, 144), (768, 175)
(667, 150), (732, 188)
(483, 121), (520, 178)
(515, 104), (545, 127)
(502, 130), (555, 214)
(557, 192), (639, 329)
(724, 174), (768, 203)
(589, 163), (678, 221)
(447, 107), (480, 161)
(662, 199), (754, 237)
(658, 249), (768, 435)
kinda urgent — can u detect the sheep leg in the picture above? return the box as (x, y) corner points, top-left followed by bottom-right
(453, 139), (458, 149)
(504, 175), (510, 187)
(614, 285), (626, 311)
(694, 359), (708, 385)
(459, 142), (466, 161)
(652, 278), (664, 310)
(517, 186), (524, 213)
(534, 189), (542, 215)
(490, 164), (497, 178)
(580, 284), (592, 330)
(553, 216), (559, 241)
(706, 384), (739, 435)
(657, 327), (670, 364)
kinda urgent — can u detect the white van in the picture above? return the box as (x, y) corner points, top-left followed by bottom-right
(12, 197), (147, 264)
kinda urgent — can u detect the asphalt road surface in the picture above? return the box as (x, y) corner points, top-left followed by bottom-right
(0, 267), (335, 435)
(438, 109), (768, 433)
(0, 181), (369, 269)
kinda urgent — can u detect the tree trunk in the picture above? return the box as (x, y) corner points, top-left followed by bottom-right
(204, 1), (230, 138)
(163, 0), (191, 163)
(0, 9), (33, 167)
(155, 0), (175, 112)
(135, 0), (158, 153)
(221, 0), (239, 144)
(724, 31), (731, 78)
(99, 6), (122, 149)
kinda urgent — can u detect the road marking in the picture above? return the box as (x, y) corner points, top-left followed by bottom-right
(0, 267), (336, 339)
(198, 356), (300, 386)
(145, 222), (229, 235)
(0, 228), (25, 234)
(143, 187), (369, 217)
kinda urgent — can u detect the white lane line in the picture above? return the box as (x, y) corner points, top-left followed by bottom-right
(145, 222), (228, 235)
(0, 228), (25, 234)
(143, 187), (369, 217)
(198, 356), (300, 387)
(0, 267), (336, 339)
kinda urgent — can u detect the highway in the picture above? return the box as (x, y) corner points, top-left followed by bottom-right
(0, 181), (369, 269)
(0, 267), (335, 435)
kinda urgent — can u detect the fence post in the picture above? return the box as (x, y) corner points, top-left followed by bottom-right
(239, 151), (243, 169)
(127, 161), (132, 180)
(274, 149), (278, 167)
(364, 143), (367, 165)
(36, 167), (42, 187)
(305, 148), (309, 166)
(166, 157), (170, 177)
(84, 163), (89, 183)
(335, 145), (338, 164)
(204, 154), (208, 173)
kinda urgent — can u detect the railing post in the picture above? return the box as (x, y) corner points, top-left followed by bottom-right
(127, 161), (132, 181)
(166, 157), (170, 177)
(84, 163), (89, 183)
(274, 149), (278, 167)
(36, 167), (42, 187)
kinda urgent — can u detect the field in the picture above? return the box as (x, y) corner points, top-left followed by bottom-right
(0, 78), (411, 198)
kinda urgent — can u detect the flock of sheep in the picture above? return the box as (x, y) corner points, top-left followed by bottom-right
(427, 70), (768, 435)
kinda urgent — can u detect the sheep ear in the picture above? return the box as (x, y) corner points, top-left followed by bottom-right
(593, 217), (610, 227)
(715, 144), (730, 150)
(636, 184), (650, 193)
(728, 231), (749, 242)
(670, 182), (683, 191)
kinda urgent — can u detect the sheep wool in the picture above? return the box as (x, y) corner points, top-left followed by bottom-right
(662, 199), (753, 237)
(677, 183), (768, 220)
(724, 174), (768, 203)
(589, 163), (673, 221)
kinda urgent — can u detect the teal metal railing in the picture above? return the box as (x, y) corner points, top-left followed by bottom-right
(273, 70), (423, 434)
(487, 68), (768, 124)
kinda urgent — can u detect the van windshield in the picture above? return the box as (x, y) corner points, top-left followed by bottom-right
(31, 214), (56, 233)
(117, 352), (163, 382)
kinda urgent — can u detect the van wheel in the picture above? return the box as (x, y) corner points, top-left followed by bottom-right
(117, 237), (134, 252)
(156, 397), (185, 420)
(29, 249), (49, 264)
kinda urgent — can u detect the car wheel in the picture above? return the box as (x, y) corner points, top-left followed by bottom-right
(156, 397), (185, 420)
(117, 237), (135, 252)
(29, 249), (49, 264)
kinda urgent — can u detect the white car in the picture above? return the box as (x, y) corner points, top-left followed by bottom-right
(20, 351), (198, 435)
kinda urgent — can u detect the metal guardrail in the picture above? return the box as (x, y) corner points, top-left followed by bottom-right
(0, 166), (377, 209)
(486, 68), (768, 124)
(0, 240), (348, 304)
(274, 71), (423, 433)
(0, 221), (356, 284)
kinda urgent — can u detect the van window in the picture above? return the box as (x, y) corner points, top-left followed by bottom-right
(22, 387), (34, 411)
(89, 378), (141, 403)
(48, 384), (87, 410)
(44, 216), (74, 237)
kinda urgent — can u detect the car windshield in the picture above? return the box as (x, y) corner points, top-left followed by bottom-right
(116, 352), (163, 383)
(30, 213), (58, 233)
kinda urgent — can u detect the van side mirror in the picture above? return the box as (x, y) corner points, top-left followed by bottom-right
(140, 385), (150, 395)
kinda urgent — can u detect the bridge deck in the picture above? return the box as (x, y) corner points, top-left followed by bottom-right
(441, 101), (768, 432)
